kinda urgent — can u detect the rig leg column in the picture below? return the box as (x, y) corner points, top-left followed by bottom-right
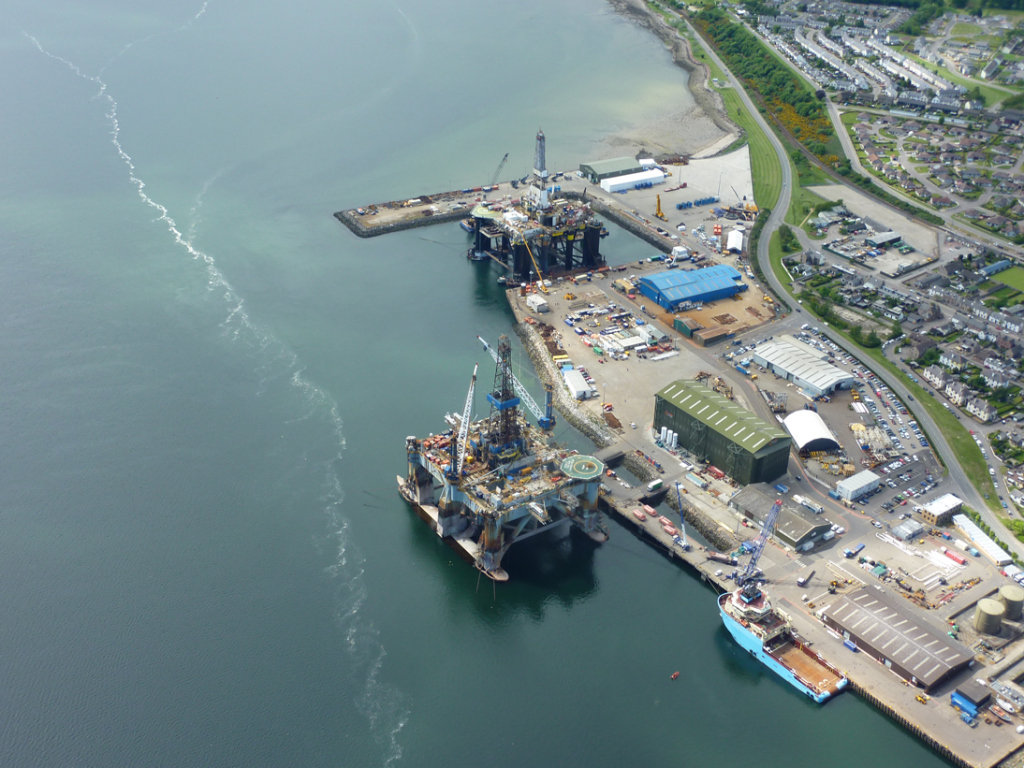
(575, 482), (608, 543)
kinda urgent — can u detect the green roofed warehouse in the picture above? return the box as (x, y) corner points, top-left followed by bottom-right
(654, 380), (792, 485)
(579, 157), (645, 183)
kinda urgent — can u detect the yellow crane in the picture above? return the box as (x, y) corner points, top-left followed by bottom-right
(655, 194), (666, 221)
(521, 237), (548, 294)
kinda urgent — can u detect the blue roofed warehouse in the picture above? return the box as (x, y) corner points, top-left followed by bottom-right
(637, 265), (748, 310)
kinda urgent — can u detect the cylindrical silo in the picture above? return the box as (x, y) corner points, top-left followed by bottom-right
(974, 598), (1006, 635)
(660, 426), (668, 442)
(998, 585), (1024, 621)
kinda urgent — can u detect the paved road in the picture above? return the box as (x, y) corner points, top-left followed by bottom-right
(681, 18), (1024, 558)
(786, 224), (1024, 558)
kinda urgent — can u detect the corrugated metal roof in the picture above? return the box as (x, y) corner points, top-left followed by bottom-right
(752, 339), (855, 393)
(580, 157), (644, 175)
(822, 586), (971, 688)
(638, 265), (745, 305)
(656, 380), (789, 455)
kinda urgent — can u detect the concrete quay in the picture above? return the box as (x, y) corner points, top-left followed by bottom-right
(598, 484), (1024, 768)
(505, 290), (1024, 768)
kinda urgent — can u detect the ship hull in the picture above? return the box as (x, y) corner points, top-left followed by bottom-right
(719, 593), (846, 704)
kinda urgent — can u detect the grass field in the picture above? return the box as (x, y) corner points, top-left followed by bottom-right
(951, 21), (982, 36)
(786, 185), (828, 228)
(996, 265), (1024, 291)
(768, 229), (792, 287)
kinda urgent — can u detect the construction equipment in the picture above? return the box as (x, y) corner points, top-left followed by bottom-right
(655, 194), (667, 221)
(828, 580), (839, 594)
(490, 153), (508, 186)
(737, 499), (783, 598)
(449, 364), (478, 480)
(673, 483), (692, 551)
(520, 237), (548, 294)
(477, 336), (555, 430)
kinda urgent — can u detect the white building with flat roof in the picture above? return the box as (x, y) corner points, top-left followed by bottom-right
(836, 470), (880, 501)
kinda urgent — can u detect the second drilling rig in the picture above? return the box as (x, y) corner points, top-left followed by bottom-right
(398, 335), (608, 581)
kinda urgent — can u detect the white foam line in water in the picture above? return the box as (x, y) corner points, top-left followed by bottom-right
(185, 169), (223, 246)
(98, 1), (211, 76)
(25, 16), (408, 764)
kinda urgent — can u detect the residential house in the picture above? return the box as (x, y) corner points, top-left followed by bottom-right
(940, 350), (968, 371)
(923, 365), (950, 388)
(904, 333), (937, 361)
(946, 381), (970, 406)
(966, 397), (998, 422)
(984, 371), (1012, 390)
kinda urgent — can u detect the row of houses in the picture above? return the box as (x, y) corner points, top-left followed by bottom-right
(920, 366), (1001, 421)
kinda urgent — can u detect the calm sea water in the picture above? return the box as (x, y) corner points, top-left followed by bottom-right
(0, 2), (951, 766)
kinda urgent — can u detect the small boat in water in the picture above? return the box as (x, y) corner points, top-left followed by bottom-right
(460, 218), (475, 233)
(670, 671), (679, 681)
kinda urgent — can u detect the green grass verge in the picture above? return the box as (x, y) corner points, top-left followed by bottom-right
(786, 185), (828, 228)
(768, 229), (792, 288)
(690, 37), (782, 209)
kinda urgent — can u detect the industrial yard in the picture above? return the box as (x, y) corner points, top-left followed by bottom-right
(339, 126), (1024, 767)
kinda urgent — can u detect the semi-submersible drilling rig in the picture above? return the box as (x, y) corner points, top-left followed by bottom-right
(398, 335), (608, 581)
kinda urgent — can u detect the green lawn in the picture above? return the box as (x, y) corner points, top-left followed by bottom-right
(768, 229), (792, 286)
(786, 185), (828, 228)
(951, 22), (982, 36)
(996, 265), (1024, 291)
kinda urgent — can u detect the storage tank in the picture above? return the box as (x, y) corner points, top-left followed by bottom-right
(974, 598), (1006, 635)
(998, 584), (1024, 621)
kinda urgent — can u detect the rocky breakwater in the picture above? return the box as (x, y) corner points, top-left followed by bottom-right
(513, 322), (617, 450)
(663, 486), (736, 552)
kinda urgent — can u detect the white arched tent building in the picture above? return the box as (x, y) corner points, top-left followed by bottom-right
(783, 410), (841, 453)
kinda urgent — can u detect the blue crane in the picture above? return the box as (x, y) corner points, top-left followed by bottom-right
(737, 498), (783, 600)
(673, 483), (691, 551)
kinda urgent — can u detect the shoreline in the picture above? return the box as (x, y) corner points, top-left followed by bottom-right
(604, 0), (742, 156)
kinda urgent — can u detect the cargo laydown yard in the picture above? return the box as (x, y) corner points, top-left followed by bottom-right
(340, 129), (1024, 768)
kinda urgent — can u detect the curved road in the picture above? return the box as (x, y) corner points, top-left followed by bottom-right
(683, 19), (1023, 558)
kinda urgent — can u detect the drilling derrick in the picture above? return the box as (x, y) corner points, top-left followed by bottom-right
(397, 334), (609, 582)
(484, 335), (525, 467)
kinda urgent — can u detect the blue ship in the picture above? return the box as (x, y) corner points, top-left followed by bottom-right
(719, 589), (847, 703)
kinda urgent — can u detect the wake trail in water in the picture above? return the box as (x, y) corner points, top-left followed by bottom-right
(24, 15), (408, 765)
